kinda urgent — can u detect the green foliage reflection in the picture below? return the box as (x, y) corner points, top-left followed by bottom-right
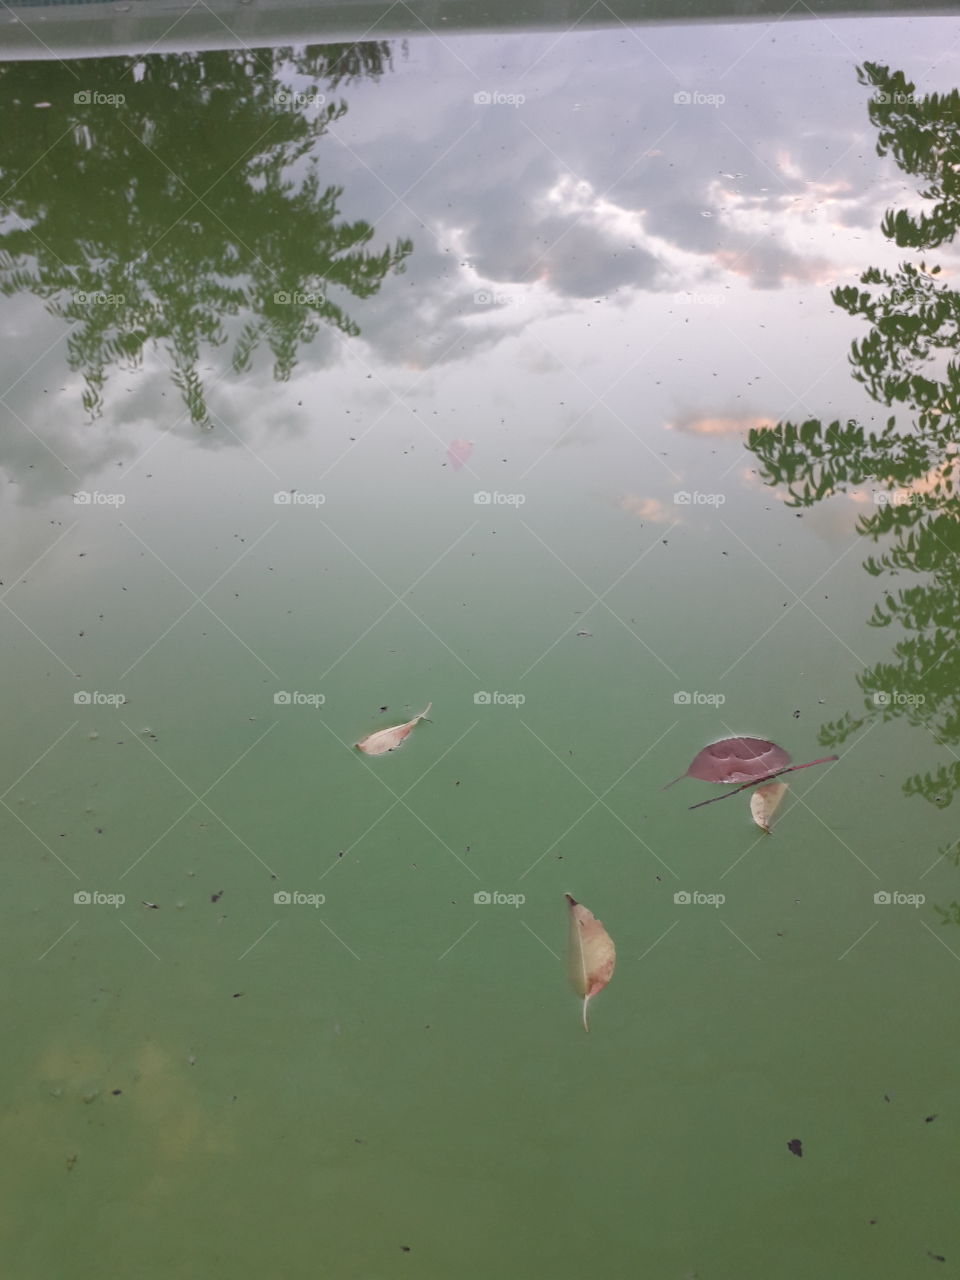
(747, 62), (960, 819)
(0, 42), (412, 426)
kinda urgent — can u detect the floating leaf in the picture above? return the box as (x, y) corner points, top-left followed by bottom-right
(446, 438), (473, 471)
(565, 893), (616, 1032)
(788, 1138), (803, 1158)
(664, 737), (791, 788)
(750, 782), (789, 834)
(356, 703), (432, 756)
(664, 736), (838, 810)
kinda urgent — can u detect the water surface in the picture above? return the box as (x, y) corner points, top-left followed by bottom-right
(2, 12), (959, 1278)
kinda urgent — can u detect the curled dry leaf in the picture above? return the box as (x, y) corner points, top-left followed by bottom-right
(356, 703), (432, 756)
(565, 894), (616, 1032)
(751, 782), (789, 834)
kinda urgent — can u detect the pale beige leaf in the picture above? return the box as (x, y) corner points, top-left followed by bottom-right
(750, 781), (789, 833)
(356, 703), (432, 756)
(565, 893), (616, 1032)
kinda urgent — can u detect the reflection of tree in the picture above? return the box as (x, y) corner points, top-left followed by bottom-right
(746, 62), (960, 816)
(0, 43), (412, 426)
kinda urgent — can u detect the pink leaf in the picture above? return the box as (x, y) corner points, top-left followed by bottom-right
(356, 703), (432, 756)
(663, 737), (839, 810)
(664, 737), (791, 787)
(446, 438), (474, 471)
(565, 894), (616, 1032)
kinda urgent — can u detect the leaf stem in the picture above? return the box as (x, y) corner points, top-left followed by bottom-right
(686, 756), (838, 811)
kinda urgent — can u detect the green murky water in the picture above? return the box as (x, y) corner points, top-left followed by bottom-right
(2, 9), (960, 1277)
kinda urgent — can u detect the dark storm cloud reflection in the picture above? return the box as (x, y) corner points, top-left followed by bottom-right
(333, 17), (937, 371)
(2, 16), (950, 462)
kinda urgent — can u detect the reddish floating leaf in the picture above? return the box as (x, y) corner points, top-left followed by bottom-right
(446, 438), (474, 471)
(664, 737), (791, 788)
(687, 758), (838, 810)
(665, 737), (839, 809)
